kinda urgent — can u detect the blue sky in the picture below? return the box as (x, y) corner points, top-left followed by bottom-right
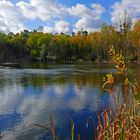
(0, 0), (139, 33)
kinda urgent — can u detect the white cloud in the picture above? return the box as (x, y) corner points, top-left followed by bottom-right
(0, 0), (105, 33)
(91, 3), (105, 16)
(0, 0), (25, 33)
(68, 4), (93, 18)
(44, 20), (71, 34)
(43, 26), (55, 34)
(111, 0), (140, 25)
(68, 3), (104, 19)
(17, 1), (105, 33)
(68, 3), (105, 32)
(17, 0), (67, 21)
(74, 16), (102, 32)
(55, 20), (71, 33)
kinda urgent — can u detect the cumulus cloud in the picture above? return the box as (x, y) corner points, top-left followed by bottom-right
(17, 0), (67, 21)
(91, 3), (105, 16)
(68, 3), (105, 32)
(17, 0), (105, 33)
(74, 16), (103, 32)
(43, 26), (55, 34)
(44, 20), (72, 34)
(111, 0), (140, 25)
(55, 20), (71, 33)
(68, 4), (92, 18)
(0, 0), (25, 33)
(0, 0), (105, 33)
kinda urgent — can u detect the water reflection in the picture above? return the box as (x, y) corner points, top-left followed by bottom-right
(0, 64), (129, 140)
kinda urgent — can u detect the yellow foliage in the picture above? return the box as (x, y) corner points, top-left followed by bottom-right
(109, 46), (127, 75)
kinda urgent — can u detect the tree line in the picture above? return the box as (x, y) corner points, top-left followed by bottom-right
(0, 18), (140, 63)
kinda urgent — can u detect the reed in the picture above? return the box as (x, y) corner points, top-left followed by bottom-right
(96, 47), (140, 140)
(49, 115), (56, 140)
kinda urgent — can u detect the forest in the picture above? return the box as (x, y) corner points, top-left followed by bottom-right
(0, 18), (140, 63)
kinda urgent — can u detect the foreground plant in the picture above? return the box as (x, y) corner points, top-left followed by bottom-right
(96, 47), (140, 140)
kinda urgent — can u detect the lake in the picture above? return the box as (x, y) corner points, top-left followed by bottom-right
(0, 63), (139, 140)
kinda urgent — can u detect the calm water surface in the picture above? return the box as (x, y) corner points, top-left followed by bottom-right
(0, 64), (139, 140)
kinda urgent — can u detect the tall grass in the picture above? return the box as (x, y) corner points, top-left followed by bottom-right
(71, 119), (75, 140)
(96, 47), (140, 140)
